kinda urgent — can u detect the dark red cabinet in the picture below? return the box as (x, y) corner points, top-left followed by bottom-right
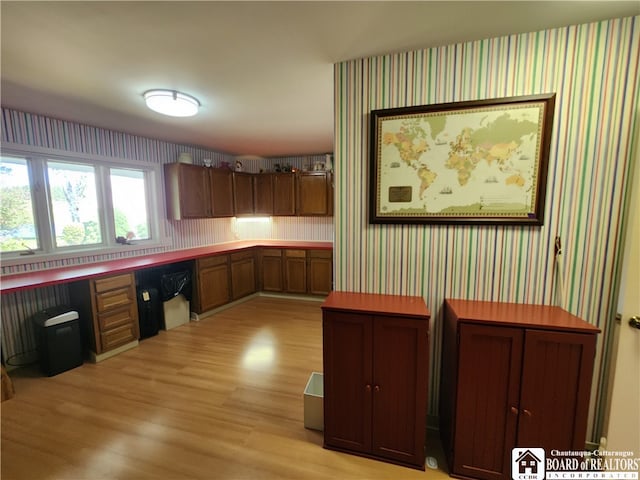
(440, 299), (599, 480)
(322, 292), (430, 470)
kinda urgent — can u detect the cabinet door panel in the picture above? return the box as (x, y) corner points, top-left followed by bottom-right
(323, 312), (372, 453)
(210, 168), (234, 217)
(308, 253), (332, 296)
(180, 164), (211, 218)
(372, 316), (429, 467)
(273, 174), (295, 215)
(518, 330), (596, 450)
(284, 252), (307, 294)
(198, 264), (230, 312)
(231, 258), (256, 300)
(233, 172), (254, 214)
(297, 172), (329, 215)
(454, 324), (524, 480)
(261, 255), (283, 292)
(254, 174), (274, 214)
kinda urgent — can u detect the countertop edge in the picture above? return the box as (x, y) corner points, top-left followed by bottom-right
(1, 240), (333, 293)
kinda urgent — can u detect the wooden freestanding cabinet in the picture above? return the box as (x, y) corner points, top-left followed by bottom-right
(440, 299), (600, 480)
(321, 291), (430, 470)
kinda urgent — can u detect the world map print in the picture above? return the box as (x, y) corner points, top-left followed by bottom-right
(375, 102), (546, 219)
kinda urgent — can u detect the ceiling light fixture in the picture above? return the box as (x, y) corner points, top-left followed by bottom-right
(143, 89), (200, 117)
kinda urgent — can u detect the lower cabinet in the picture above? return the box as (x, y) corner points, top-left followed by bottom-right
(259, 248), (332, 296)
(192, 255), (230, 313)
(440, 299), (600, 480)
(69, 272), (140, 359)
(322, 291), (430, 470)
(230, 250), (256, 300)
(284, 249), (307, 294)
(308, 250), (332, 295)
(260, 249), (284, 292)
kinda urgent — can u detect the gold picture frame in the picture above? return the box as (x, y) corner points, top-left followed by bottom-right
(369, 94), (555, 225)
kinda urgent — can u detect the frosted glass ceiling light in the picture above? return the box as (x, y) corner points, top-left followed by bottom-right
(143, 89), (200, 117)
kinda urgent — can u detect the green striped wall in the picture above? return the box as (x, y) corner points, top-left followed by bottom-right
(333, 16), (639, 440)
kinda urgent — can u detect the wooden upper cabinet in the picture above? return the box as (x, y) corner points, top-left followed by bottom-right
(233, 172), (255, 215)
(210, 168), (234, 217)
(164, 163), (212, 220)
(254, 174), (274, 215)
(273, 173), (296, 215)
(296, 172), (331, 216)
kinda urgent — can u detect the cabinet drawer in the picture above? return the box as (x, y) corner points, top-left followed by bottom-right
(230, 250), (254, 262)
(308, 249), (332, 259)
(96, 287), (135, 313)
(94, 273), (133, 293)
(100, 323), (137, 351)
(285, 249), (306, 258)
(198, 255), (228, 269)
(261, 248), (282, 257)
(98, 305), (136, 332)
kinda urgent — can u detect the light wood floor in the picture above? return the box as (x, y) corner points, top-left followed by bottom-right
(1, 296), (449, 479)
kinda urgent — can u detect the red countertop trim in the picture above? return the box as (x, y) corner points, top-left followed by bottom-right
(0, 240), (333, 294)
(321, 291), (430, 319)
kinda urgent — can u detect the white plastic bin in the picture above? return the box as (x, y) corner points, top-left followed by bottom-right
(304, 372), (324, 431)
(163, 294), (190, 330)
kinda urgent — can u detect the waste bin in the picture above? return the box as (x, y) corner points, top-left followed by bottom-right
(161, 270), (191, 330)
(304, 372), (324, 431)
(137, 287), (161, 339)
(31, 306), (83, 376)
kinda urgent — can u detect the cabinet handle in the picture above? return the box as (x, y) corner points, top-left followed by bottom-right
(374, 385), (380, 392)
(510, 406), (519, 415)
(523, 409), (532, 417)
(365, 384), (371, 392)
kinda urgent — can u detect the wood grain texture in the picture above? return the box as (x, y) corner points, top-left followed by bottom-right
(1, 296), (448, 480)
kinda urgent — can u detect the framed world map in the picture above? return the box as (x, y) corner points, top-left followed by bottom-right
(369, 94), (555, 225)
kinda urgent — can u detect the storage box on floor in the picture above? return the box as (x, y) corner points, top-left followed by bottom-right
(304, 371), (324, 431)
(31, 306), (83, 376)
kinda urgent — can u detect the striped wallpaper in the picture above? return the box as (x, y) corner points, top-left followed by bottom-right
(333, 16), (639, 440)
(0, 109), (333, 365)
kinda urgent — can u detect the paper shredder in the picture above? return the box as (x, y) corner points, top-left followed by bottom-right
(31, 306), (83, 376)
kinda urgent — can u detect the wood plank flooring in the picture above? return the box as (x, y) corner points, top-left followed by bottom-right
(1, 296), (449, 479)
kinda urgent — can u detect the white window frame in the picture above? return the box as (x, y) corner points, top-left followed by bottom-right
(0, 142), (167, 266)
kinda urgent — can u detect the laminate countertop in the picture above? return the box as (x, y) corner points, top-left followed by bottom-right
(0, 240), (332, 294)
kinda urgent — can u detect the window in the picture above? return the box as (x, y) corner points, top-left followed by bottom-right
(0, 157), (38, 252)
(110, 168), (150, 241)
(47, 161), (102, 247)
(0, 149), (162, 258)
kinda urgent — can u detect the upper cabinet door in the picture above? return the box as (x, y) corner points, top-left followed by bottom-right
(254, 174), (274, 215)
(164, 163), (211, 220)
(273, 173), (296, 215)
(296, 172), (330, 216)
(210, 168), (234, 217)
(233, 172), (255, 215)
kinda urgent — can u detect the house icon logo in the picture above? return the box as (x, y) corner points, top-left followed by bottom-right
(512, 448), (545, 480)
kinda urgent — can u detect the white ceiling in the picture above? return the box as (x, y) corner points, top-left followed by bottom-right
(1, 1), (638, 158)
